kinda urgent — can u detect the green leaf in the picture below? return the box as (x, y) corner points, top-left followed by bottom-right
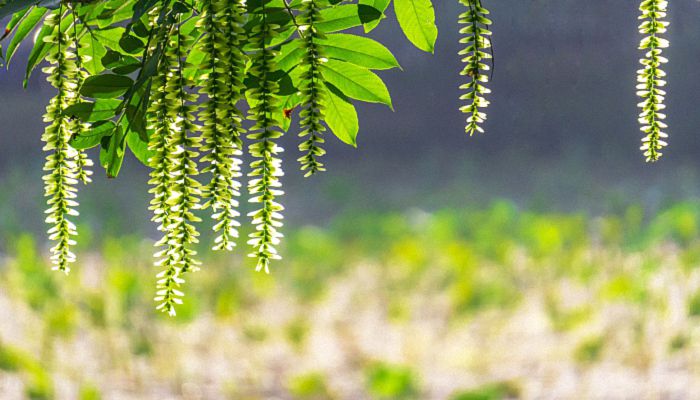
(91, 27), (126, 51)
(118, 34), (144, 54)
(95, 2), (134, 29)
(394, 0), (437, 53)
(121, 33), (163, 105)
(321, 33), (400, 70)
(130, 0), (160, 27)
(359, 0), (391, 32)
(317, 4), (381, 33)
(320, 59), (392, 108)
(184, 46), (206, 81)
(64, 99), (121, 122)
(23, 9), (67, 87)
(99, 125), (126, 178)
(126, 130), (153, 165)
(80, 74), (133, 99)
(5, 6), (46, 64)
(2, 7), (30, 40)
(242, 8), (295, 50)
(0, 0), (55, 20)
(130, 19), (151, 39)
(101, 49), (140, 75)
(78, 33), (107, 75)
(124, 86), (151, 141)
(323, 83), (359, 147)
(242, 26), (295, 52)
(245, 69), (296, 97)
(275, 39), (304, 73)
(69, 120), (115, 150)
(171, 1), (190, 14)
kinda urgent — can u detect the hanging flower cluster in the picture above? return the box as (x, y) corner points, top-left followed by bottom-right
(458, 0), (492, 136)
(297, 0), (327, 176)
(198, 0), (245, 253)
(637, 0), (670, 162)
(41, 8), (82, 273)
(246, 2), (285, 274)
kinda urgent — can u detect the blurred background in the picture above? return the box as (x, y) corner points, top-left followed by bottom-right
(2, 1), (700, 398)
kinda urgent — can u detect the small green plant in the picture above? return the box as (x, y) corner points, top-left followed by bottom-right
(669, 334), (689, 352)
(0, 343), (54, 399)
(285, 317), (310, 350)
(288, 372), (335, 399)
(688, 291), (700, 317)
(449, 381), (520, 400)
(365, 362), (419, 399)
(574, 336), (606, 364)
(78, 384), (102, 400)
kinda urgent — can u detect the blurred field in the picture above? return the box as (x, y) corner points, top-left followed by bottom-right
(2, 201), (700, 399)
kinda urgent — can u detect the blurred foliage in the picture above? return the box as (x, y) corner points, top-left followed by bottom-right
(0, 342), (53, 399)
(78, 384), (101, 400)
(574, 336), (606, 365)
(1, 200), (700, 397)
(449, 381), (520, 400)
(288, 372), (335, 400)
(364, 362), (419, 399)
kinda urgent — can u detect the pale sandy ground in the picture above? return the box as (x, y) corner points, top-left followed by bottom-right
(2, 248), (700, 399)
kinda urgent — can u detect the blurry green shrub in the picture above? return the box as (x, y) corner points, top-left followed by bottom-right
(243, 324), (269, 343)
(600, 275), (648, 304)
(81, 291), (107, 328)
(449, 381), (520, 400)
(647, 203), (700, 245)
(365, 362), (419, 399)
(680, 242), (700, 271)
(8, 234), (59, 312)
(688, 291), (700, 317)
(0, 343), (54, 399)
(284, 226), (345, 301)
(285, 317), (310, 351)
(78, 384), (102, 400)
(669, 334), (690, 352)
(519, 213), (588, 259)
(451, 277), (519, 316)
(545, 294), (593, 332)
(388, 237), (429, 284)
(107, 267), (143, 318)
(44, 302), (78, 338)
(130, 328), (154, 356)
(332, 212), (411, 257)
(574, 336), (605, 364)
(288, 372), (335, 399)
(214, 285), (245, 319)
